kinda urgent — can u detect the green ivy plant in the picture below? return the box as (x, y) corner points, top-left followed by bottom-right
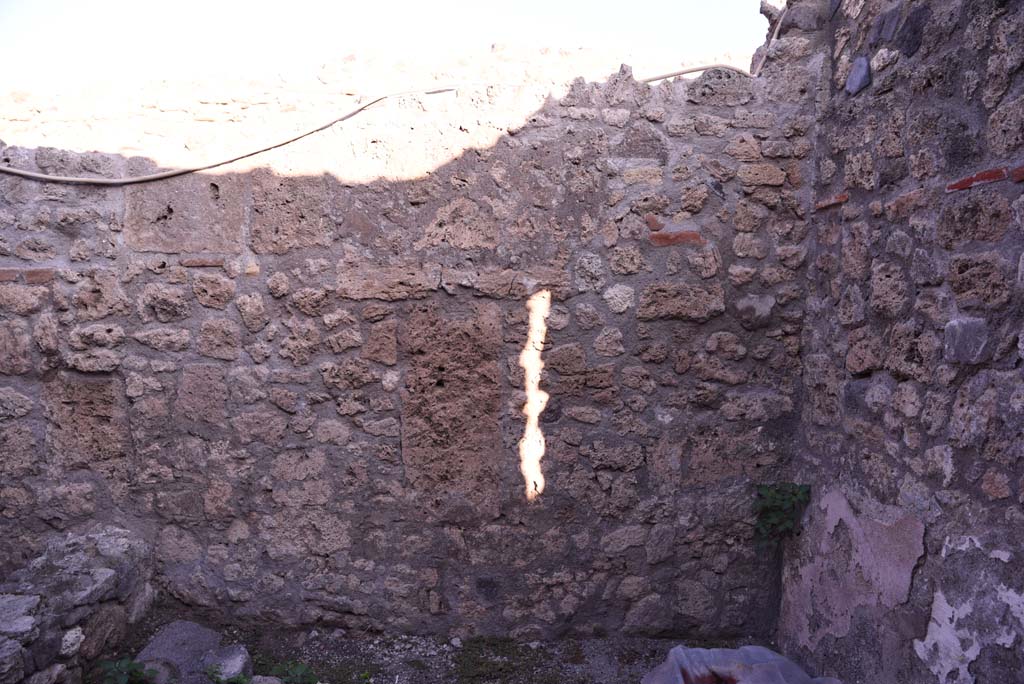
(754, 483), (811, 543)
(98, 660), (158, 684)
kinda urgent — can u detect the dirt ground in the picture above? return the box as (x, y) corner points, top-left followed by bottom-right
(113, 604), (763, 684)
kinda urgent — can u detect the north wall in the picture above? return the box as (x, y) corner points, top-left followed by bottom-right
(4, 1), (1022, 681)
(0, 5), (825, 645)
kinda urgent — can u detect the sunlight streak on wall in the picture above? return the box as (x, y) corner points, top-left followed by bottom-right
(518, 289), (551, 501)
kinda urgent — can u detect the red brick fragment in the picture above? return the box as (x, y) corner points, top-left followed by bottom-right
(180, 257), (226, 268)
(23, 268), (54, 284)
(650, 230), (706, 247)
(0, 269), (19, 282)
(946, 167), (1007, 193)
(1011, 165), (1024, 183)
(814, 192), (849, 212)
(644, 214), (665, 231)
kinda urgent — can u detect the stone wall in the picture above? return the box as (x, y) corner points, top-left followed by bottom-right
(0, 526), (154, 684)
(7, 1), (1023, 678)
(780, 0), (1024, 682)
(0, 7), (827, 643)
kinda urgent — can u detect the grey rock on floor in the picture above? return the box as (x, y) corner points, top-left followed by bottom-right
(642, 645), (842, 684)
(202, 645), (253, 681)
(137, 621), (250, 684)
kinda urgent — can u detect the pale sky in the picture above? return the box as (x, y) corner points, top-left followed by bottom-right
(1, 0), (768, 87)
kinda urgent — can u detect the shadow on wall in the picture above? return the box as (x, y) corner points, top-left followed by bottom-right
(0, 47), (821, 642)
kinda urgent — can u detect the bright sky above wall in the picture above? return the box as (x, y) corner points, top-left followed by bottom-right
(1, 0), (769, 87)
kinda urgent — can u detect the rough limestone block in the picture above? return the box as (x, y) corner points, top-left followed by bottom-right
(200, 645), (252, 681)
(124, 168), (248, 254)
(399, 303), (503, 520)
(0, 638), (24, 684)
(0, 320), (32, 376)
(0, 595), (39, 642)
(137, 621), (222, 684)
(637, 283), (726, 321)
(686, 68), (753, 106)
(248, 171), (330, 254)
(988, 93), (1024, 157)
(949, 252), (1010, 309)
(43, 372), (130, 470)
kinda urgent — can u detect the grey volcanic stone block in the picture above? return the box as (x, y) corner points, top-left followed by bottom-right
(642, 645), (842, 684)
(137, 621), (222, 684)
(735, 294), (776, 329)
(24, 663), (64, 684)
(784, 5), (825, 32)
(201, 645), (252, 681)
(0, 527), (153, 684)
(69, 568), (117, 607)
(868, 8), (901, 46)
(0, 637), (23, 684)
(896, 5), (930, 57)
(944, 317), (990, 364)
(845, 57), (872, 95)
(0, 595), (40, 643)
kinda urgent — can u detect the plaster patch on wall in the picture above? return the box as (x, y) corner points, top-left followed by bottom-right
(941, 535), (1014, 564)
(907, 546), (1024, 682)
(779, 489), (924, 650)
(913, 591), (981, 684)
(919, 583), (1024, 681)
(997, 585), (1024, 634)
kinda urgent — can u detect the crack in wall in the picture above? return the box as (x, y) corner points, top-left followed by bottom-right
(517, 289), (551, 501)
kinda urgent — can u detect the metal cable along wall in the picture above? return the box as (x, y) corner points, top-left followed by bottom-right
(0, 8), (787, 187)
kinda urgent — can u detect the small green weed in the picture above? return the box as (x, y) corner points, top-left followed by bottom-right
(97, 660), (158, 684)
(269, 661), (318, 684)
(454, 637), (540, 684)
(251, 651), (276, 675)
(754, 482), (811, 543)
(205, 664), (252, 684)
(404, 659), (428, 672)
(318, 662), (382, 684)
